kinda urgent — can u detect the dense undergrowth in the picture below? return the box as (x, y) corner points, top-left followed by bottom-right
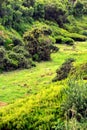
(0, 0), (87, 129)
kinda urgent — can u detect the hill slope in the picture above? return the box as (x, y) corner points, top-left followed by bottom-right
(0, 0), (87, 129)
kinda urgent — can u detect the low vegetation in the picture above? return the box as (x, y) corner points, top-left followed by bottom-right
(0, 0), (87, 129)
(52, 58), (75, 81)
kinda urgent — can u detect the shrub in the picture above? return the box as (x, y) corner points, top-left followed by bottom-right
(0, 36), (13, 50)
(70, 63), (87, 80)
(45, 3), (67, 27)
(73, 1), (84, 17)
(69, 33), (87, 41)
(0, 36), (5, 46)
(0, 46), (6, 59)
(16, 53), (31, 69)
(24, 27), (52, 61)
(37, 37), (52, 61)
(52, 58), (75, 82)
(3, 56), (18, 71)
(4, 38), (13, 50)
(23, 0), (35, 7)
(0, 46), (6, 71)
(62, 37), (74, 45)
(65, 118), (87, 130)
(50, 44), (59, 53)
(42, 27), (52, 36)
(56, 36), (74, 45)
(82, 31), (87, 36)
(56, 36), (63, 44)
(61, 80), (87, 121)
(12, 37), (23, 46)
(13, 45), (31, 58)
(8, 51), (33, 69)
(34, 2), (45, 19)
(32, 53), (39, 61)
(0, 49), (34, 72)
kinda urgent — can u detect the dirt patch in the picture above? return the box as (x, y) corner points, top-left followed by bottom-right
(0, 101), (8, 108)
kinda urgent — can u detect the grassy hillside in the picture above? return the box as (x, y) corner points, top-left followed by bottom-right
(0, 41), (87, 103)
(0, 41), (87, 129)
(0, 0), (87, 129)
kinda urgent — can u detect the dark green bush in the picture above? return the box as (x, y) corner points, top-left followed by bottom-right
(69, 33), (87, 41)
(13, 45), (31, 58)
(56, 36), (74, 45)
(8, 52), (33, 69)
(73, 1), (84, 17)
(56, 36), (63, 43)
(0, 46), (6, 59)
(0, 47), (34, 72)
(82, 31), (87, 36)
(0, 36), (13, 50)
(37, 37), (52, 61)
(34, 2), (45, 19)
(42, 27), (52, 36)
(4, 38), (13, 50)
(3, 56), (18, 71)
(45, 3), (67, 27)
(52, 58), (75, 82)
(23, 0), (35, 7)
(62, 37), (74, 45)
(0, 47), (6, 71)
(16, 53), (31, 69)
(50, 44), (59, 53)
(12, 37), (23, 46)
(0, 36), (5, 46)
(24, 27), (52, 61)
(32, 53), (39, 61)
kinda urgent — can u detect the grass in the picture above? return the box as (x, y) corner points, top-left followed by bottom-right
(0, 41), (87, 103)
(0, 83), (64, 129)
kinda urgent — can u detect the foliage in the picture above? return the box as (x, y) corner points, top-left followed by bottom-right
(0, 0), (87, 129)
(73, 1), (84, 16)
(61, 80), (87, 121)
(0, 36), (5, 46)
(67, 33), (87, 41)
(45, 3), (67, 27)
(0, 85), (64, 130)
(70, 62), (87, 80)
(24, 27), (53, 61)
(34, 1), (45, 19)
(53, 58), (75, 82)
(56, 36), (74, 45)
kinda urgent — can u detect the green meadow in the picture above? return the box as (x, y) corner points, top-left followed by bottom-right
(0, 41), (87, 103)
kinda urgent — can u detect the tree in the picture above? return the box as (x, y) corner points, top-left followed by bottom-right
(24, 27), (52, 61)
